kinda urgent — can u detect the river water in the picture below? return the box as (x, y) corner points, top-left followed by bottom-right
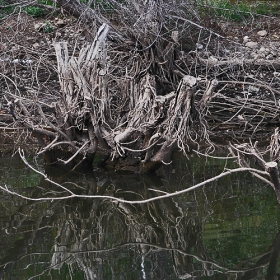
(0, 151), (279, 279)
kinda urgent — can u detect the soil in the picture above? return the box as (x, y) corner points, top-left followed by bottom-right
(0, 11), (279, 85)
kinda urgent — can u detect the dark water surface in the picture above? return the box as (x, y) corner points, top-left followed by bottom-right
(0, 152), (280, 279)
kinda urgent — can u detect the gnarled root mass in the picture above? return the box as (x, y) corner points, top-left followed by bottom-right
(2, 0), (280, 173)
(53, 25), (218, 172)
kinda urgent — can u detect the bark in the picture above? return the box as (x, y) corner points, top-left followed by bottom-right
(141, 139), (177, 173)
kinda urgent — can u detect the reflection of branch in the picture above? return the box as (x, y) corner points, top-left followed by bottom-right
(266, 232), (280, 280)
(1, 241), (275, 278)
(18, 149), (74, 195)
(0, 150), (269, 204)
(30, 242), (276, 277)
(58, 140), (90, 165)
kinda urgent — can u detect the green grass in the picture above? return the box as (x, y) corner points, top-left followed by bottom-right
(24, 6), (47, 17)
(24, 0), (56, 17)
(0, 0), (57, 19)
(0, 0), (15, 18)
(200, 0), (280, 21)
(44, 20), (53, 33)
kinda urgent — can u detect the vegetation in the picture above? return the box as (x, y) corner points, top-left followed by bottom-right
(0, 0), (280, 279)
(1, 1), (280, 20)
(24, 6), (47, 17)
(200, 0), (280, 21)
(0, 0), (280, 196)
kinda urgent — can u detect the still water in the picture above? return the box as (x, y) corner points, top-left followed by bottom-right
(0, 152), (279, 279)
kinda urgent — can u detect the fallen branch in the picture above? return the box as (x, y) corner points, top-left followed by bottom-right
(0, 150), (270, 204)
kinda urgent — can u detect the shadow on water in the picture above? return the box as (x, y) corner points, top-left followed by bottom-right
(0, 152), (280, 279)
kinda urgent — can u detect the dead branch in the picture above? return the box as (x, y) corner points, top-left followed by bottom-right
(0, 149), (271, 204)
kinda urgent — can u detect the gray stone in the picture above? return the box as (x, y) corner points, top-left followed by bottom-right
(32, 43), (40, 49)
(257, 30), (267, 37)
(248, 85), (260, 93)
(250, 52), (258, 59)
(34, 23), (45, 31)
(56, 19), (66, 27)
(243, 36), (249, 43)
(258, 47), (266, 54)
(266, 54), (274, 60)
(245, 41), (258, 49)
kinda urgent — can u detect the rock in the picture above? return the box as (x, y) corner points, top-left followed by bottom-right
(258, 47), (268, 58)
(250, 52), (258, 59)
(245, 41), (258, 49)
(0, 43), (6, 51)
(266, 54), (275, 60)
(55, 19), (66, 27)
(248, 85), (259, 93)
(243, 36), (249, 43)
(209, 56), (218, 64)
(257, 30), (267, 37)
(34, 23), (45, 31)
(32, 43), (40, 49)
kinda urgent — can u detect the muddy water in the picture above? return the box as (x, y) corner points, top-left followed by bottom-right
(0, 152), (280, 279)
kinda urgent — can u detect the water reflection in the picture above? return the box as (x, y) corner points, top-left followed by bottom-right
(0, 153), (280, 279)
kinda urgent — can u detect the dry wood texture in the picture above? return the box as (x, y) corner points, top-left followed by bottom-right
(1, 0), (280, 173)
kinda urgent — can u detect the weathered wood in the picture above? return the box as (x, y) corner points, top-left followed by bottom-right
(199, 79), (218, 110)
(141, 139), (177, 173)
(265, 162), (280, 192)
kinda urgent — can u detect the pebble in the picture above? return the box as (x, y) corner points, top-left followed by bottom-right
(258, 47), (266, 54)
(248, 85), (259, 93)
(250, 52), (258, 59)
(245, 41), (258, 49)
(33, 43), (40, 49)
(266, 54), (274, 60)
(243, 36), (249, 43)
(34, 23), (45, 31)
(0, 43), (6, 50)
(257, 30), (267, 37)
(55, 19), (66, 27)
(209, 56), (218, 64)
